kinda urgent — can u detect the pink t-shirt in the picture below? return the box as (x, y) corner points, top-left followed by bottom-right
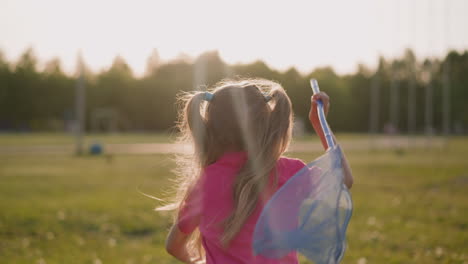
(177, 151), (306, 264)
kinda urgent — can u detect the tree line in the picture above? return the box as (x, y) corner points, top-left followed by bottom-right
(0, 48), (467, 134)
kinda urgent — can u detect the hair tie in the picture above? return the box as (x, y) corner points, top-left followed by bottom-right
(263, 92), (272, 102)
(204, 92), (214, 101)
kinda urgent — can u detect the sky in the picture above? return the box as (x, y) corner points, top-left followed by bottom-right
(1, 0), (468, 76)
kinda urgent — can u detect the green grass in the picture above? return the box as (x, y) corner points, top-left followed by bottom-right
(1, 136), (467, 263)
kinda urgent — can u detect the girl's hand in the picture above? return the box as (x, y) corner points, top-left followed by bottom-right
(308, 92), (330, 129)
(308, 92), (330, 150)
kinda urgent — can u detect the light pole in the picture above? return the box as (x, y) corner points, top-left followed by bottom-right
(75, 54), (86, 155)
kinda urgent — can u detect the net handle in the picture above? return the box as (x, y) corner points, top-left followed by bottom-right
(310, 79), (335, 149)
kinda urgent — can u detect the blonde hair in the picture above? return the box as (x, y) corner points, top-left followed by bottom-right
(164, 78), (293, 255)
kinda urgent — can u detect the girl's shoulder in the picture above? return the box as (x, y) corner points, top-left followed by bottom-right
(277, 156), (307, 178)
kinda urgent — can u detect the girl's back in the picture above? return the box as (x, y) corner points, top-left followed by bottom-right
(162, 79), (352, 264)
(178, 151), (305, 263)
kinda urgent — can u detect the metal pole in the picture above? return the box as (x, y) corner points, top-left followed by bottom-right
(389, 0), (400, 149)
(390, 75), (399, 134)
(442, 0), (451, 138)
(425, 0), (434, 148)
(424, 68), (433, 148)
(408, 72), (416, 135)
(75, 55), (85, 155)
(407, 0), (417, 148)
(369, 71), (380, 150)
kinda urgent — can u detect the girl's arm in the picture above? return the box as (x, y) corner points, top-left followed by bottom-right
(309, 92), (353, 189)
(165, 225), (204, 264)
(309, 93), (330, 150)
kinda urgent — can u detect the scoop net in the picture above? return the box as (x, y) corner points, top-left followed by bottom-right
(252, 79), (353, 264)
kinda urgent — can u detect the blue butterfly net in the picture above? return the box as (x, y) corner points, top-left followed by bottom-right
(253, 145), (353, 264)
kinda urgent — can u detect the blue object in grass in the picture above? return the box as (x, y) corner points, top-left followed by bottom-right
(252, 79), (353, 263)
(89, 142), (103, 155)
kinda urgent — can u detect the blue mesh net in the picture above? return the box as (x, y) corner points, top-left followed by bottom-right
(253, 145), (353, 263)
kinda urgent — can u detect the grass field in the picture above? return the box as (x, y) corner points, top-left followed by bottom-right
(1, 134), (467, 264)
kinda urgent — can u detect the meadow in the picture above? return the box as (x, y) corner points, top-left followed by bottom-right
(0, 134), (467, 264)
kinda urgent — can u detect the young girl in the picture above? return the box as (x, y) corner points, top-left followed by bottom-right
(163, 78), (353, 264)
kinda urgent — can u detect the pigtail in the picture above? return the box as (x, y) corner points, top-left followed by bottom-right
(267, 87), (293, 153)
(183, 92), (209, 163)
